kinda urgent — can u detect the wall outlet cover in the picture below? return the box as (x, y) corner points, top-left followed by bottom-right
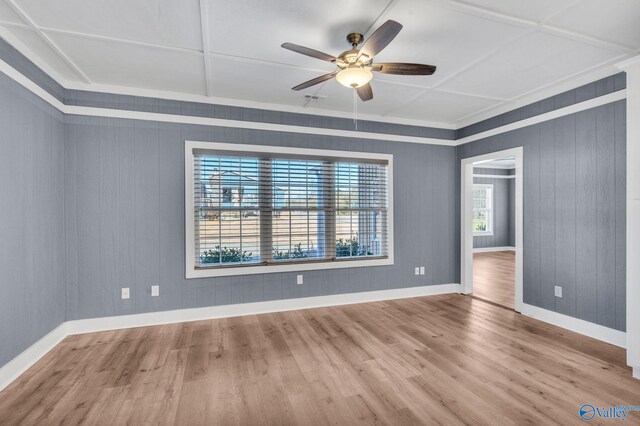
(121, 288), (130, 300)
(554, 286), (562, 298)
(151, 285), (159, 297)
(415, 267), (420, 276)
(420, 266), (425, 275)
(297, 275), (303, 285)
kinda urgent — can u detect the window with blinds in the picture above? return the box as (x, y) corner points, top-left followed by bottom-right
(472, 184), (493, 236)
(187, 142), (392, 277)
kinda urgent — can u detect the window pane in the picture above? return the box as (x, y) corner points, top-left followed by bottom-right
(473, 196), (486, 209)
(272, 159), (326, 261)
(272, 210), (325, 260)
(335, 210), (383, 257)
(335, 163), (387, 258)
(335, 162), (387, 258)
(199, 210), (260, 264)
(201, 157), (260, 208)
(472, 210), (488, 233)
(194, 155), (261, 266)
(272, 159), (324, 208)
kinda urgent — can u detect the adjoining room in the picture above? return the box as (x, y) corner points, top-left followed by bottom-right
(472, 156), (516, 309)
(1, 1), (640, 424)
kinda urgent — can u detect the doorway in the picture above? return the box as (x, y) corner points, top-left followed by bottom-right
(461, 147), (523, 312)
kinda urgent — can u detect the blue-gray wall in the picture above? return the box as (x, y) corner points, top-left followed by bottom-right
(0, 35), (459, 368)
(473, 168), (515, 249)
(457, 74), (626, 331)
(0, 71), (66, 367)
(0, 37), (64, 102)
(457, 73), (627, 139)
(63, 116), (458, 320)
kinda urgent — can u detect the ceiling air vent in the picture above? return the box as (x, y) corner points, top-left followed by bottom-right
(304, 94), (326, 102)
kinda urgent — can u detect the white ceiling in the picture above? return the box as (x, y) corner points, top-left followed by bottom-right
(0, 0), (638, 128)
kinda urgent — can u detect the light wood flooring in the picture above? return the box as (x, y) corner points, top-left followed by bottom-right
(473, 250), (516, 309)
(1, 293), (638, 425)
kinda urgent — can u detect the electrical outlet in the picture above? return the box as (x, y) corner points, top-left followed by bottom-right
(297, 274), (304, 285)
(420, 266), (425, 276)
(554, 286), (562, 298)
(151, 285), (159, 297)
(415, 267), (420, 276)
(121, 287), (130, 300)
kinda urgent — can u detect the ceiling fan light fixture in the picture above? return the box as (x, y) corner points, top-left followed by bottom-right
(283, 20), (436, 101)
(336, 66), (373, 88)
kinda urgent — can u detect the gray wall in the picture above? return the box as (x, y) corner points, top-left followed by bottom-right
(63, 116), (458, 321)
(0, 72), (66, 366)
(0, 38), (64, 102)
(0, 35), (459, 370)
(63, 89), (456, 141)
(457, 99), (626, 332)
(473, 168), (515, 249)
(457, 73), (626, 139)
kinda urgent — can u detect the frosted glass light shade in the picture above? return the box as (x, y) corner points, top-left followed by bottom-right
(336, 67), (373, 88)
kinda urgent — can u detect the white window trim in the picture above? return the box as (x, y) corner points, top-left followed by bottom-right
(472, 183), (494, 237)
(185, 141), (394, 278)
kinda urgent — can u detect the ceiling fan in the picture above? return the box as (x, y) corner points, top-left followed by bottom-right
(281, 20), (436, 102)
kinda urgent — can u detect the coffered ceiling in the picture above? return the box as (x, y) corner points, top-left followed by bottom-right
(0, 0), (638, 128)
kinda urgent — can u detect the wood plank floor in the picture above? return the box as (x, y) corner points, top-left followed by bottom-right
(1, 294), (638, 425)
(473, 251), (515, 309)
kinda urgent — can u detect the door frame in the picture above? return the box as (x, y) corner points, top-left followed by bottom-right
(460, 147), (524, 312)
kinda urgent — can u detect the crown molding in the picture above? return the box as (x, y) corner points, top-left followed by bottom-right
(0, 56), (455, 146)
(454, 60), (625, 128)
(616, 55), (640, 70)
(456, 89), (627, 146)
(62, 79), (457, 130)
(0, 52), (628, 148)
(0, 28), (632, 131)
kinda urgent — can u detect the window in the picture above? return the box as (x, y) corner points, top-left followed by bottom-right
(472, 184), (493, 236)
(186, 142), (393, 278)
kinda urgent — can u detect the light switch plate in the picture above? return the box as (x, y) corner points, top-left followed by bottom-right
(121, 287), (130, 299)
(297, 274), (303, 285)
(554, 286), (562, 298)
(420, 266), (425, 275)
(151, 285), (159, 297)
(415, 267), (420, 276)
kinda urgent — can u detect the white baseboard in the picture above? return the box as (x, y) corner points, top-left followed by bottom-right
(67, 284), (461, 334)
(520, 303), (626, 348)
(1, 283), (461, 392)
(473, 246), (516, 253)
(0, 323), (68, 392)
(633, 367), (640, 380)
(3, 287), (631, 392)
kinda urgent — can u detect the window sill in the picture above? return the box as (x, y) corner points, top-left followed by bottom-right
(473, 232), (494, 237)
(186, 256), (394, 278)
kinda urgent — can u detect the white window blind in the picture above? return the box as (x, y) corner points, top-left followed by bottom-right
(190, 145), (390, 274)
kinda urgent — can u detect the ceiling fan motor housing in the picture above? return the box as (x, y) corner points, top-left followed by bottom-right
(336, 49), (371, 68)
(346, 32), (364, 46)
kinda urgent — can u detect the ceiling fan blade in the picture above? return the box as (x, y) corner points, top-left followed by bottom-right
(356, 83), (373, 101)
(359, 20), (403, 59)
(372, 63), (436, 75)
(281, 42), (336, 63)
(291, 71), (338, 91)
